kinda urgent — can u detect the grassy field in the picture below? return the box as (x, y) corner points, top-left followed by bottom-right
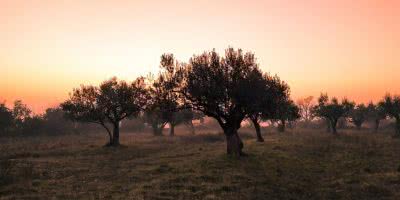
(0, 128), (400, 199)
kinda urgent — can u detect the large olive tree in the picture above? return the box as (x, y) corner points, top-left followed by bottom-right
(160, 48), (286, 156)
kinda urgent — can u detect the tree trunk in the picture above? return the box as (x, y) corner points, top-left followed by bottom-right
(111, 122), (120, 146)
(278, 119), (286, 133)
(374, 119), (380, 132)
(251, 118), (264, 142)
(225, 130), (244, 157)
(169, 123), (175, 136)
(331, 120), (338, 134)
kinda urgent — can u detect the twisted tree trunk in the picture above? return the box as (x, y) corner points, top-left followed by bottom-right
(374, 119), (380, 132)
(169, 123), (175, 136)
(225, 129), (244, 156)
(251, 118), (264, 142)
(331, 119), (338, 134)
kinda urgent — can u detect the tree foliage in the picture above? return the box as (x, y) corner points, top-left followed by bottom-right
(275, 99), (301, 132)
(12, 100), (32, 129)
(378, 94), (400, 135)
(367, 102), (386, 132)
(349, 103), (369, 130)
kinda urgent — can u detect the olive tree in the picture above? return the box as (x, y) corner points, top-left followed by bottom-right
(313, 94), (355, 134)
(160, 48), (287, 156)
(275, 99), (300, 132)
(367, 102), (386, 132)
(297, 96), (315, 127)
(379, 94), (400, 135)
(349, 103), (369, 130)
(12, 100), (32, 129)
(247, 75), (290, 142)
(61, 77), (148, 146)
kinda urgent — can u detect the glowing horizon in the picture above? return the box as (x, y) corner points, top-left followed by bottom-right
(1, 0), (399, 113)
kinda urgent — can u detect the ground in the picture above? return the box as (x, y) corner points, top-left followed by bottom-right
(0, 128), (400, 199)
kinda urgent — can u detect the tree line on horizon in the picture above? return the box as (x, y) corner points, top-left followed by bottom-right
(1, 48), (400, 157)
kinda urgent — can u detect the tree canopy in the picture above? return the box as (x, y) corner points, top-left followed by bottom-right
(379, 94), (400, 135)
(349, 103), (369, 130)
(61, 77), (148, 146)
(313, 94), (355, 134)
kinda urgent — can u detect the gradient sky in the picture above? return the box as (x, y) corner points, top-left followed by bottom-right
(1, 0), (399, 113)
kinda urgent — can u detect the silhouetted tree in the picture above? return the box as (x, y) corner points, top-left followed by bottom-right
(379, 94), (400, 135)
(168, 109), (198, 136)
(21, 115), (45, 134)
(43, 107), (76, 134)
(297, 96), (315, 127)
(275, 99), (300, 132)
(61, 77), (148, 146)
(367, 102), (386, 132)
(143, 102), (170, 136)
(0, 103), (13, 134)
(144, 58), (181, 136)
(313, 94), (354, 134)
(349, 103), (369, 130)
(248, 75), (290, 142)
(12, 100), (32, 130)
(160, 48), (285, 156)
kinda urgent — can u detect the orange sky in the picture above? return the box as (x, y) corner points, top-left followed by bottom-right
(1, 0), (399, 113)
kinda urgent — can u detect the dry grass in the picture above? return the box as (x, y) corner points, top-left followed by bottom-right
(0, 128), (399, 199)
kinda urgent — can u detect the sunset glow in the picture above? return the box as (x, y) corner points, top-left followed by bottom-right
(1, 0), (399, 112)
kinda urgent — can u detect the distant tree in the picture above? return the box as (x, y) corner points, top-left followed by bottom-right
(378, 94), (400, 135)
(349, 103), (369, 130)
(313, 94), (355, 134)
(143, 101), (170, 136)
(0, 103), (14, 134)
(61, 77), (148, 146)
(296, 96), (315, 126)
(144, 58), (181, 136)
(187, 110), (205, 134)
(160, 48), (285, 156)
(12, 100), (32, 129)
(146, 55), (205, 136)
(43, 107), (76, 134)
(367, 102), (386, 132)
(275, 99), (301, 132)
(247, 75), (290, 142)
(21, 115), (45, 134)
